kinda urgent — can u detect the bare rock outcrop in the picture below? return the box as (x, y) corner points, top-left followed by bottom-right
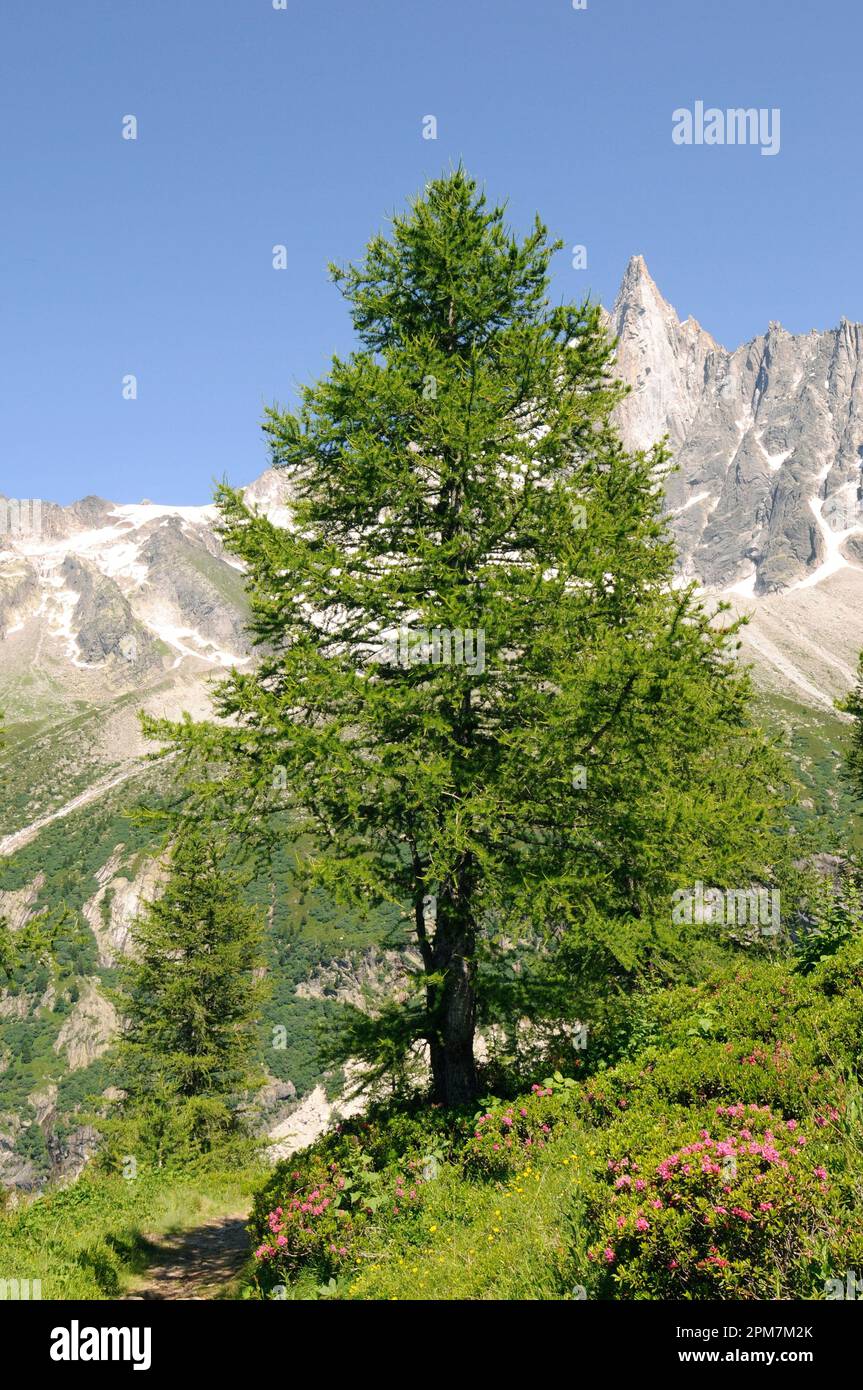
(609, 257), (863, 595)
(53, 979), (118, 1071)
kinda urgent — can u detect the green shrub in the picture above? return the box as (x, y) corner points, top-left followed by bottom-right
(249, 1121), (437, 1292)
(251, 1155), (370, 1283)
(462, 1084), (576, 1177)
(584, 1104), (839, 1299)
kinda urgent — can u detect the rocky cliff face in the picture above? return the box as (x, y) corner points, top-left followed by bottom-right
(0, 477), (294, 855)
(0, 495), (255, 696)
(608, 254), (720, 457)
(608, 256), (863, 596)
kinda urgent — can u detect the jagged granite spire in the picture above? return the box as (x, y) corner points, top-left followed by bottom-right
(608, 258), (863, 594)
(610, 255), (718, 456)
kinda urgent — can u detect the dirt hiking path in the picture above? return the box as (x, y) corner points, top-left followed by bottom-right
(122, 1208), (251, 1300)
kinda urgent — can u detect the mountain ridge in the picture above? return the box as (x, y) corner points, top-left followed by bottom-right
(609, 253), (863, 596)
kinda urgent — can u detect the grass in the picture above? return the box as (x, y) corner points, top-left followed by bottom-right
(244, 1105), (678, 1303)
(344, 1133), (591, 1301)
(755, 689), (862, 852)
(0, 1157), (266, 1300)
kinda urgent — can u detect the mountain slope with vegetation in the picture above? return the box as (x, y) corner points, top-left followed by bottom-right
(245, 943), (863, 1301)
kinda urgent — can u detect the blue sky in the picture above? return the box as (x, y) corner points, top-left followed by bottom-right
(2, 0), (862, 505)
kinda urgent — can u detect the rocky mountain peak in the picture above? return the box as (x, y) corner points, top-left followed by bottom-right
(609, 256), (719, 455)
(615, 251), (656, 295)
(612, 254), (686, 325)
(608, 259), (863, 598)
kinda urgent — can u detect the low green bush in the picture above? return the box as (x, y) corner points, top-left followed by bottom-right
(583, 1103), (839, 1299)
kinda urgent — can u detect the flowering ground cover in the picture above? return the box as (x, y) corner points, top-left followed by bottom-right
(244, 942), (863, 1300)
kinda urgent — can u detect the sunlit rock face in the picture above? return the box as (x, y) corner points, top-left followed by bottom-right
(608, 255), (863, 596)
